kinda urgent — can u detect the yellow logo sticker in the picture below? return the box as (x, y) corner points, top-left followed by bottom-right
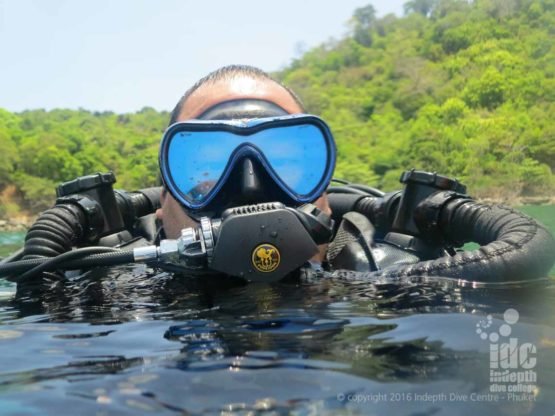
(252, 243), (280, 273)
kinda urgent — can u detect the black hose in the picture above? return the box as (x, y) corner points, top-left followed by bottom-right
(374, 200), (555, 281)
(327, 194), (367, 222)
(327, 180), (385, 197)
(327, 186), (370, 195)
(115, 186), (162, 229)
(330, 178), (350, 185)
(18, 247), (119, 282)
(61, 250), (136, 269)
(135, 186), (162, 213)
(0, 249), (135, 281)
(355, 192), (401, 232)
(328, 192), (402, 233)
(23, 204), (85, 260)
(347, 184), (385, 197)
(0, 258), (44, 277)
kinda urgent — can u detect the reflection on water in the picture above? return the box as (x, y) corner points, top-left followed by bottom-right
(0, 263), (554, 415)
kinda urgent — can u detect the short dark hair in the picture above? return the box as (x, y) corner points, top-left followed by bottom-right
(168, 64), (305, 125)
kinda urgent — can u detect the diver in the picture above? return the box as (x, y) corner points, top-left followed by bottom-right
(156, 64), (333, 266)
(1, 65), (554, 285)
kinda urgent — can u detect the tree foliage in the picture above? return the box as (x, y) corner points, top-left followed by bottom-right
(276, 0), (555, 200)
(0, 108), (168, 212)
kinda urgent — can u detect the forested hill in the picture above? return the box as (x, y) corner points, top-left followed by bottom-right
(278, 0), (555, 199)
(1, 0), (555, 216)
(0, 108), (169, 214)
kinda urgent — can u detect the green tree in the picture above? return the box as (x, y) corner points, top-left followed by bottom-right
(404, 0), (438, 16)
(350, 5), (376, 46)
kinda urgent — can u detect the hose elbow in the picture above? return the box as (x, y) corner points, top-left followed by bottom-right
(23, 204), (86, 260)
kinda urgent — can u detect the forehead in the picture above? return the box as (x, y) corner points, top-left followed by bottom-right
(176, 76), (302, 121)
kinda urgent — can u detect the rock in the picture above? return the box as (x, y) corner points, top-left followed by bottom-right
(0, 218), (29, 232)
(520, 196), (553, 205)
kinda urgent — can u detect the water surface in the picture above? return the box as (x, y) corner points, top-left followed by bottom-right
(0, 206), (553, 415)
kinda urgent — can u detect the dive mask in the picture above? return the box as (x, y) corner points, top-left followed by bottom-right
(159, 114), (337, 212)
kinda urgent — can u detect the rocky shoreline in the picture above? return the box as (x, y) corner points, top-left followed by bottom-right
(0, 218), (34, 233)
(519, 196), (555, 205)
(479, 196), (555, 206)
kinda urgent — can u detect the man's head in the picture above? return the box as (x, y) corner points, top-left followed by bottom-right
(156, 65), (332, 253)
(168, 65), (305, 124)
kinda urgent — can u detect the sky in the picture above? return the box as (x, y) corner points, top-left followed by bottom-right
(0, 0), (406, 113)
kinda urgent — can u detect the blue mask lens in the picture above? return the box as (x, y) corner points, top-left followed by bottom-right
(160, 115), (336, 210)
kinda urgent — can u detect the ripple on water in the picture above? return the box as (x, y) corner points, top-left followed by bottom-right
(0, 263), (553, 415)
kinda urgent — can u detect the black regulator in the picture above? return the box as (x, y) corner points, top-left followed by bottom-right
(136, 202), (333, 282)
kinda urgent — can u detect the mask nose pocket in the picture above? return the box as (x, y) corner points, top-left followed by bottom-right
(239, 158), (264, 201)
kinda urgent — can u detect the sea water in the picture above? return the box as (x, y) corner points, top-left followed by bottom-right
(0, 206), (553, 415)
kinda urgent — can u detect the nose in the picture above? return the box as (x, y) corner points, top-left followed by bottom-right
(239, 158), (265, 202)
